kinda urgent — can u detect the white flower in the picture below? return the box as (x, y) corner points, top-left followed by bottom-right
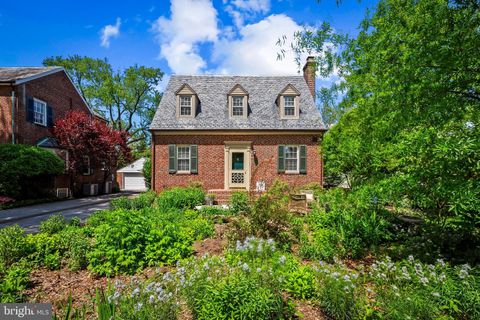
(392, 285), (398, 291)
(134, 302), (143, 312)
(149, 295), (155, 303)
(343, 275), (351, 282)
(420, 277), (429, 285)
(242, 263), (250, 272)
(408, 255), (414, 262)
(432, 292), (440, 298)
(332, 272), (340, 279)
(131, 288), (140, 297)
(256, 268), (262, 273)
(279, 255), (286, 264)
(459, 269), (468, 279)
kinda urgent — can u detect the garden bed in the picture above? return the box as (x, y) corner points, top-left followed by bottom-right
(0, 185), (478, 319)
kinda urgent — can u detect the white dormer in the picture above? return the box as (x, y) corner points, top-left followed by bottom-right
(175, 84), (198, 119)
(278, 84), (300, 119)
(228, 84), (248, 119)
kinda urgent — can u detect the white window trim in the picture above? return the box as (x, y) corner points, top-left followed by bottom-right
(179, 95), (193, 116)
(176, 145), (191, 174)
(33, 98), (47, 126)
(284, 145), (300, 174)
(229, 95), (248, 119)
(280, 95), (300, 119)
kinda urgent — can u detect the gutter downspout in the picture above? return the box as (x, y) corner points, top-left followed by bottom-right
(11, 86), (15, 144)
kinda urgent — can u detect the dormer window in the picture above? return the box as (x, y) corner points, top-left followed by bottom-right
(180, 95), (192, 116)
(175, 84), (197, 118)
(278, 84), (300, 119)
(228, 84), (248, 119)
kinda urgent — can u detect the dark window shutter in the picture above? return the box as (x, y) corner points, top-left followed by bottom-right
(278, 145), (285, 173)
(26, 97), (34, 123)
(168, 145), (177, 173)
(47, 105), (54, 127)
(299, 145), (307, 174)
(190, 145), (198, 174)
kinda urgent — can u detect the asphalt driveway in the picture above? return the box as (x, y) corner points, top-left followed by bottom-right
(0, 192), (137, 232)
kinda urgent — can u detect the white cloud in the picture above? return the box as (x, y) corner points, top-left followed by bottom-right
(100, 18), (121, 48)
(224, 0), (271, 28)
(231, 0), (270, 13)
(151, 0), (218, 74)
(212, 14), (307, 75)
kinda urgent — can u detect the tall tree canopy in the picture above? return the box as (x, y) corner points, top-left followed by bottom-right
(291, 0), (480, 222)
(43, 55), (163, 149)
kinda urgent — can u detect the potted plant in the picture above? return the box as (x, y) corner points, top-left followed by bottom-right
(205, 193), (216, 206)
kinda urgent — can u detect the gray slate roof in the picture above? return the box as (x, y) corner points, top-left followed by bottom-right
(0, 67), (62, 82)
(150, 75), (325, 131)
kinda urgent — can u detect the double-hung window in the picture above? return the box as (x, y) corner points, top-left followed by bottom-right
(284, 96), (295, 117)
(177, 146), (191, 172)
(180, 96), (192, 116)
(285, 146), (299, 172)
(33, 98), (47, 126)
(278, 145), (307, 174)
(232, 96), (244, 116)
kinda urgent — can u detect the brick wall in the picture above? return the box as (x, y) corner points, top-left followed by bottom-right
(152, 133), (323, 194)
(0, 86), (13, 143)
(12, 71), (91, 145)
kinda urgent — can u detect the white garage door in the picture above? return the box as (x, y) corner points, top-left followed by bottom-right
(123, 173), (147, 191)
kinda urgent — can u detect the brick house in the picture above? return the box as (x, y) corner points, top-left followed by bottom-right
(0, 67), (109, 197)
(149, 57), (326, 202)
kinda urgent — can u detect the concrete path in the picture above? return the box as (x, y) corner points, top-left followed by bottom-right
(0, 192), (137, 232)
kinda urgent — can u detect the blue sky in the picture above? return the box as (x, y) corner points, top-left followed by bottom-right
(0, 0), (377, 87)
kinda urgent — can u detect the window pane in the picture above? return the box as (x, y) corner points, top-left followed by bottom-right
(285, 146), (298, 171)
(178, 159), (190, 171)
(232, 96), (244, 116)
(285, 159), (298, 171)
(284, 96), (295, 116)
(33, 100), (46, 124)
(180, 96), (192, 115)
(177, 147), (190, 171)
(232, 152), (244, 170)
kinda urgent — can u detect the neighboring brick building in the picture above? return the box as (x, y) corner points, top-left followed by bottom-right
(150, 57), (326, 202)
(0, 67), (108, 197)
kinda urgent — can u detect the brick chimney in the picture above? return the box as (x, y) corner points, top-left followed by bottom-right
(303, 56), (316, 100)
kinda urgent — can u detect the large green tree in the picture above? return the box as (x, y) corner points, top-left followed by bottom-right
(291, 0), (480, 222)
(43, 55), (163, 149)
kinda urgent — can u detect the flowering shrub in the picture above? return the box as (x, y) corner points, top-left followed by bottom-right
(369, 256), (480, 319)
(86, 276), (179, 320)
(314, 260), (365, 319)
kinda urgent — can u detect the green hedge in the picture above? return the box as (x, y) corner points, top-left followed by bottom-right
(0, 144), (64, 198)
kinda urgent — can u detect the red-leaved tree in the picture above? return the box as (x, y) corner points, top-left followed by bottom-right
(54, 110), (131, 193)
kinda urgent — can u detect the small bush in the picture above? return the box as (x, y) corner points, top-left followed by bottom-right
(39, 214), (67, 235)
(229, 192), (250, 215)
(156, 187), (205, 211)
(110, 191), (157, 210)
(0, 261), (31, 303)
(284, 265), (316, 299)
(0, 226), (32, 269)
(199, 206), (230, 216)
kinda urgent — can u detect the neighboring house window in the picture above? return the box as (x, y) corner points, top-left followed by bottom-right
(278, 145), (307, 174)
(285, 146), (299, 172)
(168, 144), (198, 174)
(82, 155), (92, 175)
(33, 98), (47, 125)
(180, 96), (192, 116)
(232, 96), (244, 116)
(284, 96), (295, 116)
(177, 146), (190, 172)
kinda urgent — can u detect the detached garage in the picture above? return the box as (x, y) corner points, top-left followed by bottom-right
(117, 158), (147, 191)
